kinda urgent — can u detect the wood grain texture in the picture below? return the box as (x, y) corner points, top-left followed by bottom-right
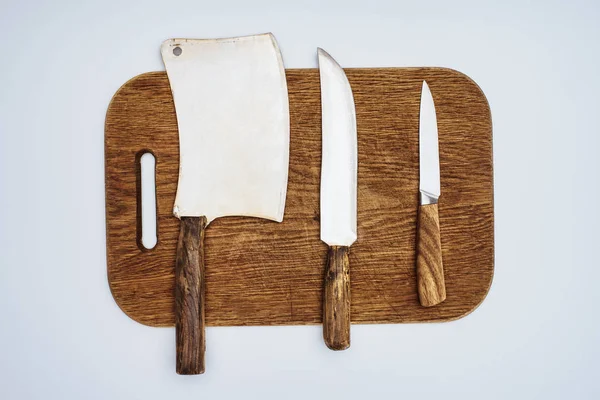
(175, 216), (206, 374)
(323, 246), (351, 350)
(417, 204), (446, 307)
(105, 68), (494, 327)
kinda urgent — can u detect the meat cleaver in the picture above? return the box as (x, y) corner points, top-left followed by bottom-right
(160, 33), (290, 374)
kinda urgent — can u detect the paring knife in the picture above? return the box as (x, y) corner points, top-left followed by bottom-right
(318, 48), (357, 350)
(417, 81), (446, 307)
(161, 33), (290, 374)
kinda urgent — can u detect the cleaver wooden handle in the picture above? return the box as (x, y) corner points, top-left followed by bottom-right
(175, 216), (206, 375)
(323, 245), (351, 350)
(416, 204), (446, 307)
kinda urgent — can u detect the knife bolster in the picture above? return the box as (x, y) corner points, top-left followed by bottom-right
(323, 245), (351, 350)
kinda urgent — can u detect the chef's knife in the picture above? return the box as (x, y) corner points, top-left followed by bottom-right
(318, 48), (357, 350)
(161, 33), (290, 374)
(417, 81), (446, 307)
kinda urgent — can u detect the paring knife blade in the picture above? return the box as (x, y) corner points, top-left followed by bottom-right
(416, 80), (446, 307)
(318, 48), (357, 350)
(161, 33), (290, 374)
(419, 81), (440, 205)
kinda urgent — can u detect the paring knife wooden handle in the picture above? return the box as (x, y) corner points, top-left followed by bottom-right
(416, 204), (446, 307)
(323, 245), (351, 350)
(175, 216), (206, 375)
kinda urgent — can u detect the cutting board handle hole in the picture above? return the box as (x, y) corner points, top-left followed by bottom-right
(137, 151), (158, 250)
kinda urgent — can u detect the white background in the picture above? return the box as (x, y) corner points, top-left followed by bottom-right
(1, 0), (599, 398)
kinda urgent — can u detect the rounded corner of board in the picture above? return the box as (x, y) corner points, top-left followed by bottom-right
(107, 71), (165, 109)
(105, 71), (168, 142)
(108, 288), (165, 328)
(436, 67), (492, 114)
(444, 272), (495, 323)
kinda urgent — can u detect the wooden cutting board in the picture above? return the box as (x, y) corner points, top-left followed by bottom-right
(105, 68), (494, 327)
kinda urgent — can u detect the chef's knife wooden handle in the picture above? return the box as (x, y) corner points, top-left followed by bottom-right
(175, 216), (206, 375)
(323, 245), (351, 350)
(417, 204), (446, 307)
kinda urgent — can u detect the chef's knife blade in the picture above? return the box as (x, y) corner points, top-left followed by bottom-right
(318, 48), (357, 350)
(161, 33), (290, 374)
(417, 80), (446, 307)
